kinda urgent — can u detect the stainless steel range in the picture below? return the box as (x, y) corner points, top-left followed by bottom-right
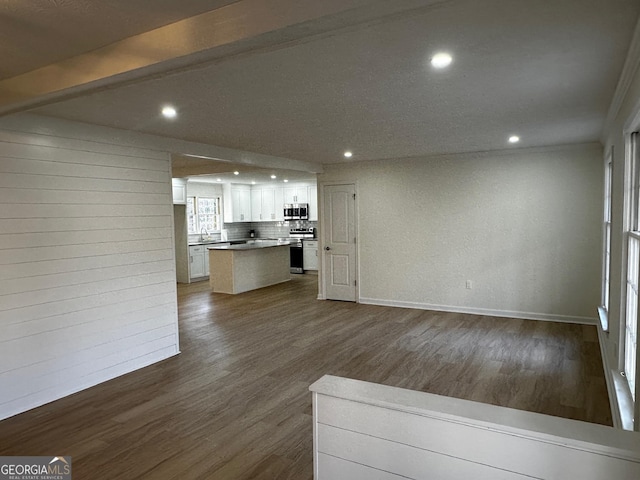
(289, 227), (315, 273)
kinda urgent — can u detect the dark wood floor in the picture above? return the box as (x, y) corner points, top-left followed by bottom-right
(0, 274), (611, 479)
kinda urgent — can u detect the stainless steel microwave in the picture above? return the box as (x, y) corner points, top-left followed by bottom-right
(284, 203), (309, 221)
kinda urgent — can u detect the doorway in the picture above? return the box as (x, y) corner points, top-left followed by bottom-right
(322, 183), (357, 302)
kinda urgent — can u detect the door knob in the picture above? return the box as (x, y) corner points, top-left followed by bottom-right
(324, 246), (331, 251)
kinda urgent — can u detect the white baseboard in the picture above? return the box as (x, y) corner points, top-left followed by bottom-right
(358, 297), (597, 325)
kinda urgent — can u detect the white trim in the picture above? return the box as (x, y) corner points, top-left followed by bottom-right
(598, 306), (609, 332)
(359, 297), (597, 324)
(602, 16), (640, 142)
(597, 324), (623, 429)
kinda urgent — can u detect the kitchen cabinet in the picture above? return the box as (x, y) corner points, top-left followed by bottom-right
(303, 240), (318, 271)
(274, 187), (285, 221)
(223, 184), (251, 223)
(284, 185), (308, 204)
(251, 187), (278, 221)
(190, 245), (206, 279)
(172, 178), (187, 204)
(308, 185), (318, 221)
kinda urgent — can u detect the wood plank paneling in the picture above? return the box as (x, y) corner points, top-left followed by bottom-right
(316, 396), (640, 479)
(0, 156), (170, 181)
(0, 131), (169, 165)
(0, 215), (172, 235)
(0, 125), (179, 420)
(0, 238), (172, 264)
(0, 187), (170, 205)
(1, 292), (175, 342)
(0, 250), (174, 280)
(318, 424), (529, 479)
(318, 453), (408, 480)
(0, 203), (170, 219)
(312, 377), (640, 479)
(0, 281), (176, 326)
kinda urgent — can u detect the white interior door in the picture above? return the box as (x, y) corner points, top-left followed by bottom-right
(323, 184), (356, 301)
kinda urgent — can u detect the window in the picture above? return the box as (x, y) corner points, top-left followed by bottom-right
(187, 196), (221, 234)
(601, 151), (613, 330)
(625, 132), (639, 401)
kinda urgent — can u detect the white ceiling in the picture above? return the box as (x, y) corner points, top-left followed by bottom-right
(1, 0), (639, 169)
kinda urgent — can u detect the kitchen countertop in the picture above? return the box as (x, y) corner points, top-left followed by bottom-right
(208, 239), (291, 251)
(189, 237), (285, 246)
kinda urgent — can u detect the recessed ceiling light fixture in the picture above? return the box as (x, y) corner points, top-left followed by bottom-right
(233, 171), (239, 175)
(344, 151), (353, 158)
(251, 181), (256, 185)
(508, 135), (520, 144)
(271, 174), (277, 179)
(161, 105), (177, 119)
(284, 179), (289, 183)
(216, 178), (222, 182)
(431, 52), (453, 69)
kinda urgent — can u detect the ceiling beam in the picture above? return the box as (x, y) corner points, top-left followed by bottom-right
(0, 0), (447, 116)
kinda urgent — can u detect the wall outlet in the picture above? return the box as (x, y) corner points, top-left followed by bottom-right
(466, 280), (473, 289)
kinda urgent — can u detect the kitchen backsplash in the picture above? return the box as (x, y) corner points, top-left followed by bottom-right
(188, 220), (318, 243)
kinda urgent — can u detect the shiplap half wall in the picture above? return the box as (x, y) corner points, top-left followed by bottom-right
(0, 125), (179, 420)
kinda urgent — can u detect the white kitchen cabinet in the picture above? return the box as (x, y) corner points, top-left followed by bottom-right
(303, 240), (318, 271)
(251, 187), (278, 221)
(308, 185), (318, 221)
(223, 184), (252, 223)
(274, 187), (285, 221)
(283, 185), (309, 204)
(172, 178), (187, 204)
(251, 188), (262, 222)
(190, 245), (206, 279)
(204, 247), (210, 276)
(262, 187), (277, 220)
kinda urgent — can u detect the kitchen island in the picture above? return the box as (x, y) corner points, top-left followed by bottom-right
(208, 240), (291, 294)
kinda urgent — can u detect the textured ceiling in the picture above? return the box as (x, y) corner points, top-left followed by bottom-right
(0, 0), (238, 79)
(3, 0), (640, 166)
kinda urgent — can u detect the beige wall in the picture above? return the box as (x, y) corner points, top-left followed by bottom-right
(319, 143), (603, 321)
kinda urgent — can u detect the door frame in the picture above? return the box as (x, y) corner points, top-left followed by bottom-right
(317, 181), (359, 302)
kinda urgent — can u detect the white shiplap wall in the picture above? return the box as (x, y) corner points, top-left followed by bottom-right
(0, 124), (179, 420)
(311, 376), (640, 480)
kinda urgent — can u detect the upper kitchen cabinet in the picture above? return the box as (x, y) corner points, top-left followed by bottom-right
(172, 178), (187, 204)
(308, 185), (318, 221)
(252, 187), (278, 221)
(223, 184), (251, 223)
(283, 185), (308, 204)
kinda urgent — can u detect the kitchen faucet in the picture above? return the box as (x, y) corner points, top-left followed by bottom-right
(200, 227), (209, 242)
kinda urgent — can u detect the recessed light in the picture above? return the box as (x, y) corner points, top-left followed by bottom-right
(508, 135), (520, 144)
(233, 171), (239, 175)
(251, 181), (256, 185)
(344, 151), (353, 158)
(216, 178), (222, 182)
(284, 179), (289, 183)
(271, 175), (277, 179)
(431, 52), (453, 69)
(161, 105), (177, 119)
